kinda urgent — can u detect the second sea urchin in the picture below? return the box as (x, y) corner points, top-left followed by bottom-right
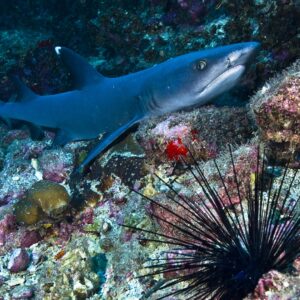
(127, 147), (300, 299)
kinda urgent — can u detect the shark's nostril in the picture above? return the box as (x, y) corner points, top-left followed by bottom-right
(226, 57), (232, 68)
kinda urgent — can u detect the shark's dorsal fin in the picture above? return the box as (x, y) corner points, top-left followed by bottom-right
(12, 76), (36, 102)
(55, 46), (105, 89)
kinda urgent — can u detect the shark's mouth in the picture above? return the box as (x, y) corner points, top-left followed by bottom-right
(198, 65), (245, 99)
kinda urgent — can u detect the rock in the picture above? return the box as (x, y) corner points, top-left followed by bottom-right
(8, 248), (30, 273)
(0, 275), (7, 286)
(0, 214), (16, 245)
(20, 230), (41, 248)
(250, 59), (300, 163)
(27, 180), (70, 217)
(14, 200), (42, 225)
(11, 285), (34, 299)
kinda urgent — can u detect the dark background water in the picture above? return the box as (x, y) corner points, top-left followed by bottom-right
(0, 0), (299, 102)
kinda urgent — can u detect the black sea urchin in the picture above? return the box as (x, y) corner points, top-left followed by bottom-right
(127, 147), (300, 299)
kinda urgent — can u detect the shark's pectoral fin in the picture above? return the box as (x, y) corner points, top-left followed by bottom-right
(52, 129), (74, 146)
(76, 116), (141, 173)
(54, 46), (105, 89)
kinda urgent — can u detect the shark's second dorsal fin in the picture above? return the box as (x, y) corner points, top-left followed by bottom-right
(55, 46), (105, 89)
(12, 77), (36, 102)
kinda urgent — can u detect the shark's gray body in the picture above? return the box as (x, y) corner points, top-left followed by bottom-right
(0, 42), (259, 171)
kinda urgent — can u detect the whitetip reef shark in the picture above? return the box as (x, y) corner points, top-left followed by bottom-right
(0, 42), (260, 173)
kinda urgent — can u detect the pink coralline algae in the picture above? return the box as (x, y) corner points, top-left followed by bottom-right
(7, 248), (30, 273)
(20, 230), (41, 248)
(217, 146), (259, 207)
(2, 130), (30, 147)
(55, 222), (76, 244)
(80, 207), (94, 226)
(164, 249), (197, 280)
(20, 143), (45, 160)
(139, 116), (216, 163)
(39, 149), (73, 183)
(254, 76), (300, 144)
(150, 200), (187, 239)
(253, 270), (282, 299)
(251, 60), (300, 162)
(0, 214), (16, 246)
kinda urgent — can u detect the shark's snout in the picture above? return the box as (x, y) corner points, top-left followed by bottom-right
(233, 42), (261, 67)
(196, 42), (260, 101)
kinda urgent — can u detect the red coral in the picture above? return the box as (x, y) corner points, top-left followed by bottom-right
(165, 138), (188, 160)
(37, 39), (53, 48)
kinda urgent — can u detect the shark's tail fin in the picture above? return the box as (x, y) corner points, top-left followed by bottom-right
(0, 77), (37, 123)
(0, 100), (5, 118)
(0, 79), (43, 139)
(0, 99), (44, 140)
(0, 100), (12, 127)
(0, 76), (37, 122)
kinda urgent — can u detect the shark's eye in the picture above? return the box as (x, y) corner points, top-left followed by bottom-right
(196, 60), (207, 70)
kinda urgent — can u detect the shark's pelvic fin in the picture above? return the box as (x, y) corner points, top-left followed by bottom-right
(52, 129), (74, 146)
(26, 123), (45, 140)
(76, 116), (141, 173)
(55, 46), (105, 89)
(12, 76), (37, 102)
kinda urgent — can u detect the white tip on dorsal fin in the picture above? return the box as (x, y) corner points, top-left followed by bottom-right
(55, 46), (62, 55)
(54, 46), (105, 89)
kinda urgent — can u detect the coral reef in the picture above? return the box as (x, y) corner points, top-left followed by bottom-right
(0, 235), (104, 299)
(14, 199), (42, 226)
(14, 180), (70, 225)
(25, 180), (70, 217)
(0, 1), (299, 299)
(250, 59), (300, 164)
(38, 149), (73, 183)
(137, 106), (255, 164)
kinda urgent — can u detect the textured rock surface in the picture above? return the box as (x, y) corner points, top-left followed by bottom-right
(7, 248), (30, 273)
(250, 59), (300, 163)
